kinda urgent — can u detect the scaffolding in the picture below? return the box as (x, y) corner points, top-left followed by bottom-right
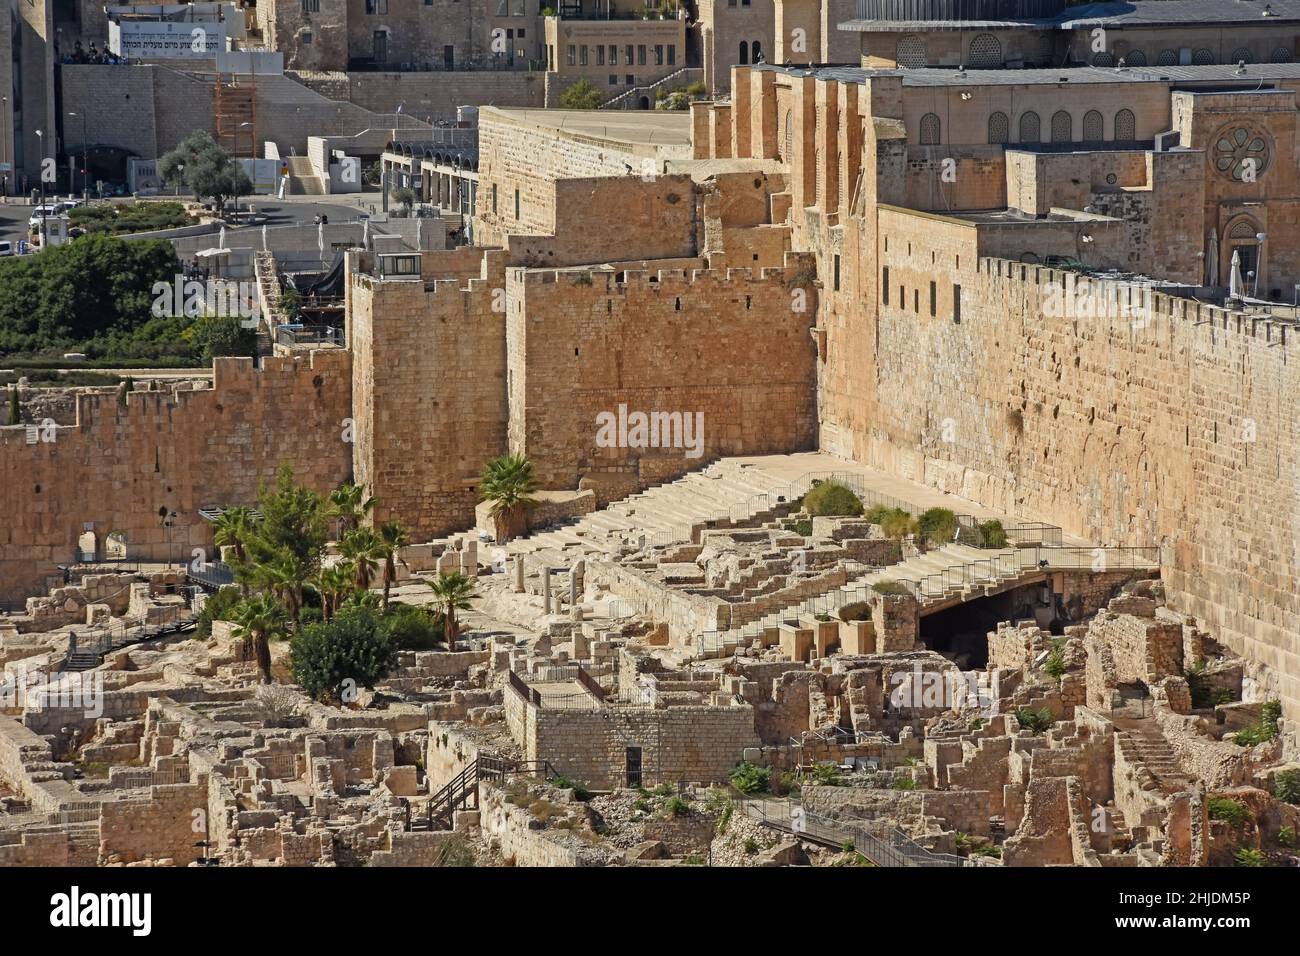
(214, 73), (257, 158)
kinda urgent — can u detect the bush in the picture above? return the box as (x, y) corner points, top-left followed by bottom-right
(558, 78), (605, 110)
(871, 580), (910, 597)
(891, 776), (917, 791)
(549, 775), (591, 801)
(1207, 797), (1252, 829)
(379, 602), (443, 650)
(801, 481), (864, 518)
(1233, 699), (1281, 746)
(916, 507), (959, 546)
(1234, 848), (1267, 867)
(1274, 769), (1300, 805)
(729, 761), (771, 795)
(662, 795), (690, 817)
(1044, 648), (1067, 679)
(838, 601), (872, 623)
(1276, 825), (1296, 848)
(196, 586), (243, 639)
(782, 518), (813, 537)
(1015, 706), (1054, 735)
(865, 505), (915, 539)
(289, 605), (399, 702)
(978, 519), (1009, 548)
(805, 763), (843, 786)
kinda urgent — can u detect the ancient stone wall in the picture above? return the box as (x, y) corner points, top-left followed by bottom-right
(505, 260), (818, 494)
(349, 252), (508, 541)
(0, 352), (352, 603)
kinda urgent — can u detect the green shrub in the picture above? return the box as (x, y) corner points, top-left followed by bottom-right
(742, 837), (760, 855)
(1014, 706), (1054, 735)
(866, 505), (914, 539)
(729, 761), (771, 794)
(662, 795), (690, 817)
(782, 518), (813, 537)
(1234, 847), (1267, 867)
(802, 481), (864, 518)
(1044, 649), (1067, 679)
(1274, 769), (1300, 805)
(549, 775), (592, 801)
(289, 605), (399, 702)
(652, 783), (676, 797)
(974, 844), (1002, 859)
(805, 763), (844, 786)
(916, 507), (959, 546)
(1276, 825), (1296, 848)
(195, 586), (243, 639)
(838, 601), (872, 623)
(840, 839), (855, 853)
(978, 519), (1008, 548)
(1234, 699), (1281, 746)
(1207, 797), (1252, 829)
(891, 776), (917, 791)
(558, 78), (605, 109)
(871, 580), (911, 597)
(379, 602), (443, 650)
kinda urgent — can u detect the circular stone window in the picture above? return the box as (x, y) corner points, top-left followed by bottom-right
(1214, 127), (1269, 181)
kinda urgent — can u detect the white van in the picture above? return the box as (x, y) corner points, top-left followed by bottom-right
(28, 205), (56, 229)
(0, 241), (13, 257)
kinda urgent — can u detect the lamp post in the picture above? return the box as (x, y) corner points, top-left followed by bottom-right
(1, 95), (9, 199)
(163, 511), (178, 570)
(67, 111), (88, 200)
(1254, 232), (1267, 298)
(34, 129), (46, 249)
(175, 162), (184, 198)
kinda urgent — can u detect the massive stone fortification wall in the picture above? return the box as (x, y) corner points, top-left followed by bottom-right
(506, 259), (819, 498)
(349, 252), (509, 542)
(819, 204), (1300, 712)
(0, 352), (352, 602)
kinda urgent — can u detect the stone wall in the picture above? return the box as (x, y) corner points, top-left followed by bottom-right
(506, 261), (818, 493)
(0, 351), (352, 603)
(99, 779), (210, 865)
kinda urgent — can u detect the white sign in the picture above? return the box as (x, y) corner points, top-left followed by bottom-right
(109, 21), (227, 59)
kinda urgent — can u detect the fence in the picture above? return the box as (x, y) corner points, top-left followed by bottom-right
(741, 796), (966, 867)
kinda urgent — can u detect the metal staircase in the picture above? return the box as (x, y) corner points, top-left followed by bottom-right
(411, 756), (559, 831)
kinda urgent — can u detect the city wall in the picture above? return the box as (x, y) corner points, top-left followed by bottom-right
(0, 351), (352, 603)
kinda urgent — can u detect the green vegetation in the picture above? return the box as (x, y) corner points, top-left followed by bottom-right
(390, 186), (417, 215)
(782, 517), (813, 537)
(6, 387), (17, 425)
(1233, 700), (1282, 747)
(158, 130), (253, 216)
(891, 776), (917, 791)
(1207, 797), (1252, 829)
(1234, 848), (1267, 867)
(1044, 639), (1068, 679)
(804, 763), (845, 787)
(289, 605), (399, 702)
(69, 201), (195, 236)
(662, 795), (690, 817)
(978, 519), (1008, 548)
(479, 453), (538, 542)
(801, 480), (864, 517)
(378, 602), (442, 650)
(558, 78), (606, 110)
(195, 585), (243, 639)
(425, 571), (477, 652)
(865, 505), (916, 539)
(1273, 768), (1300, 805)
(871, 580), (911, 597)
(1276, 825), (1296, 848)
(1014, 706), (1054, 735)
(729, 761), (772, 795)
(916, 507), (959, 546)
(549, 775), (592, 801)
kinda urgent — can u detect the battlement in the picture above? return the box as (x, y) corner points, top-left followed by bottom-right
(518, 251), (816, 295)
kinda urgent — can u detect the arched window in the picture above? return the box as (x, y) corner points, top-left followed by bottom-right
(1229, 219), (1259, 239)
(1192, 48), (1214, 64)
(1272, 47), (1294, 63)
(896, 34), (926, 69)
(1091, 51), (1115, 67)
(1231, 47), (1253, 64)
(739, 41), (748, 65)
(1156, 49), (1178, 65)
(752, 40), (763, 63)
(1124, 49), (1147, 66)
(968, 33), (1002, 68)
(1019, 111), (1041, 143)
(1051, 110), (1072, 143)
(988, 111), (1009, 145)
(1114, 109), (1135, 141)
(919, 112), (941, 146)
(1083, 110), (1104, 142)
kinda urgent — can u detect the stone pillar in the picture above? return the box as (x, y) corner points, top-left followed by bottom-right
(513, 557), (525, 593)
(872, 589), (920, 653)
(460, 539), (478, 576)
(542, 569), (552, 614)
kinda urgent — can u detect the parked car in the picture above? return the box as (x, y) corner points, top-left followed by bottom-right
(0, 240), (13, 257)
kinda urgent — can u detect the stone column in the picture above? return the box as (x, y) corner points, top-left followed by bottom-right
(513, 556), (525, 593)
(542, 569), (552, 614)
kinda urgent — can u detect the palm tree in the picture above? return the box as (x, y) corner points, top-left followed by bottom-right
(252, 548), (311, 625)
(212, 506), (256, 594)
(230, 593), (287, 684)
(376, 521), (411, 610)
(316, 562), (356, 622)
(339, 527), (382, 591)
(479, 453), (538, 543)
(425, 571), (476, 652)
(327, 482), (376, 537)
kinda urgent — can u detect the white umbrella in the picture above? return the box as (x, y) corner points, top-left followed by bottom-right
(415, 217), (423, 249)
(261, 225), (268, 252)
(218, 225), (226, 249)
(1206, 231), (1218, 287)
(317, 222), (324, 256)
(362, 218), (369, 250)
(1229, 248), (1244, 300)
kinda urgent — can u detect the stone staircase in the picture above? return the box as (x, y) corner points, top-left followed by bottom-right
(1115, 719), (1195, 794)
(284, 156), (324, 196)
(695, 543), (1029, 656)
(601, 67), (704, 109)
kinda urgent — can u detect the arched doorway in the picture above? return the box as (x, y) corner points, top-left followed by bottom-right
(739, 41), (748, 65)
(638, 96), (651, 110)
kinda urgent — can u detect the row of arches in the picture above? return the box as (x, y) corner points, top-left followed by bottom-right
(917, 108), (1137, 146)
(898, 32), (1296, 70)
(738, 39), (764, 65)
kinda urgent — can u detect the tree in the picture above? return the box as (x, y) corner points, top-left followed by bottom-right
(390, 186), (416, 215)
(326, 481), (375, 537)
(183, 314), (257, 362)
(425, 571), (476, 652)
(253, 464), (328, 566)
(316, 562), (357, 623)
(339, 527), (383, 591)
(251, 547), (312, 625)
(158, 130), (252, 216)
(376, 521), (410, 609)
(230, 593), (288, 684)
(289, 605), (398, 703)
(559, 78), (605, 110)
(211, 506), (256, 595)
(479, 453), (538, 543)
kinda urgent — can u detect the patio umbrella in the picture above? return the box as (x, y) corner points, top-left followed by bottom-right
(1206, 230), (1218, 287)
(1229, 248), (1244, 300)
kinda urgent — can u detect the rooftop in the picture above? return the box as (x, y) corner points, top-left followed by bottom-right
(755, 61), (1300, 87)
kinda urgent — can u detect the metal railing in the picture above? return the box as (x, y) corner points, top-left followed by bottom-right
(741, 796), (966, 867)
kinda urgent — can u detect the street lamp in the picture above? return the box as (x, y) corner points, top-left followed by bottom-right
(163, 511), (178, 570)
(67, 111), (89, 200)
(34, 129), (46, 249)
(175, 162), (184, 198)
(1254, 232), (1267, 298)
